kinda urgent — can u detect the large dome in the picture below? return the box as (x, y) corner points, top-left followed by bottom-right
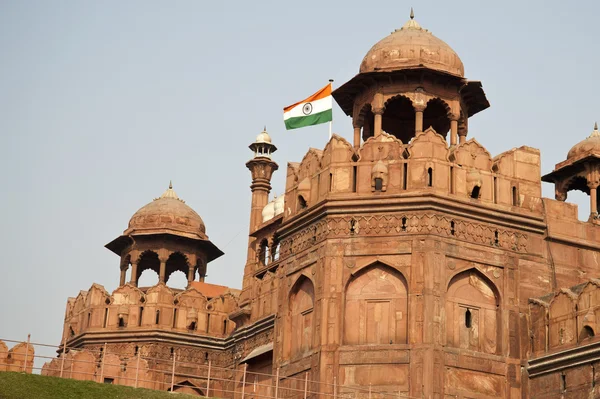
(360, 13), (464, 77)
(125, 183), (207, 240)
(567, 123), (600, 160)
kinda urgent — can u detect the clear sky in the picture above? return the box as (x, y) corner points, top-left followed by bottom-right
(1, 0), (599, 358)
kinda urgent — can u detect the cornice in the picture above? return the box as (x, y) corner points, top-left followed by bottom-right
(279, 193), (546, 240)
(528, 340), (600, 377)
(66, 314), (276, 352)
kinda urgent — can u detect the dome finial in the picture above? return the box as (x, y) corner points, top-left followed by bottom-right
(401, 8), (421, 30)
(169, 180), (172, 189)
(264, 125), (267, 132)
(591, 122), (600, 138)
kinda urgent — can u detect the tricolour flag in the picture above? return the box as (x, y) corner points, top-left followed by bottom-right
(283, 83), (333, 130)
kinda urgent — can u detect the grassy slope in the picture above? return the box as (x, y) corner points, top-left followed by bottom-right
(0, 372), (201, 399)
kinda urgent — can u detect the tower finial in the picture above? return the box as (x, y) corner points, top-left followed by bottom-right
(595, 122), (598, 131)
(410, 7), (414, 19)
(169, 180), (172, 189)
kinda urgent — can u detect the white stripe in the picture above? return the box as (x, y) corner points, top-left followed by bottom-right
(283, 96), (332, 120)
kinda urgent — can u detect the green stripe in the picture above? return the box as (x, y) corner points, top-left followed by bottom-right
(284, 109), (332, 130)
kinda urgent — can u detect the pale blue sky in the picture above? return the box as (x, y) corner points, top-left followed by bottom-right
(0, 0), (599, 359)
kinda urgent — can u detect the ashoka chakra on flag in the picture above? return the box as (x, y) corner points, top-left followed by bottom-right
(283, 84), (333, 130)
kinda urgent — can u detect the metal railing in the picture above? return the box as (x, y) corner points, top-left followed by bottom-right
(0, 335), (419, 399)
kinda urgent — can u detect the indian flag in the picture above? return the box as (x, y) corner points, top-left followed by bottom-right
(283, 83), (333, 130)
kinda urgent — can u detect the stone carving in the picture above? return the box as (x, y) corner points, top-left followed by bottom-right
(280, 213), (527, 258)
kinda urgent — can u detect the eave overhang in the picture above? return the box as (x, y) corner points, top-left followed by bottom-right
(105, 233), (224, 262)
(332, 69), (489, 119)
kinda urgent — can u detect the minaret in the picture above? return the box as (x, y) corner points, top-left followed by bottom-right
(246, 127), (278, 232)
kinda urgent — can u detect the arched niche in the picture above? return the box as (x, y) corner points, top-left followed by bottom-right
(423, 98), (451, 139)
(446, 269), (500, 354)
(577, 282), (600, 340)
(343, 263), (408, 345)
(285, 276), (315, 358)
(548, 291), (577, 349)
(382, 95), (415, 143)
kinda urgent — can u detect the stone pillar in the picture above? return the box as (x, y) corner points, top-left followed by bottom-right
(373, 107), (383, 137)
(353, 125), (361, 149)
(459, 133), (467, 144)
(119, 269), (126, 286)
(415, 106), (425, 134)
(590, 186), (598, 220)
(159, 258), (167, 283)
(450, 114), (459, 146)
(130, 261), (138, 287)
(187, 266), (195, 286)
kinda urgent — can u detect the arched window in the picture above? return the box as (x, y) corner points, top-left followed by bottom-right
(297, 195), (307, 211)
(471, 185), (480, 199)
(344, 264), (408, 345)
(580, 325), (595, 341)
(512, 186), (518, 206)
(427, 168), (433, 187)
(286, 276), (315, 357)
(374, 178), (383, 191)
(446, 270), (500, 354)
(155, 310), (160, 325)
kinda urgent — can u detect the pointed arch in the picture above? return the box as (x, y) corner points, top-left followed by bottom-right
(165, 252), (190, 284)
(285, 275), (315, 358)
(136, 250), (160, 282)
(423, 98), (451, 139)
(446, 268), (500, 354)
(381, 94), (416, 143)
(343, 262), (408, 345)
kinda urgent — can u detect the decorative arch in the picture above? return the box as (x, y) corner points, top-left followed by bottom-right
(136, 250), (160, 282)
(548, 291), (577, 348)
(446, 268), (500, 354)
(381, 95), (415, 143)
(165, 252), (190, 282)
(343, 262), (408, 345)
(423, 98), (451, 139)
(357, 103), (375, 141)
(285, 275), (315, 358)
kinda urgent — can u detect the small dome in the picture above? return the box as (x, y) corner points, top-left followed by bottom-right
(256, 127), (272, 144)
(274, 195), (284, 216)
(262, 200), (276, 223)
(360, 12), (464, 77)
(567, 123), (600, 160)
(126, 183), (206, 240)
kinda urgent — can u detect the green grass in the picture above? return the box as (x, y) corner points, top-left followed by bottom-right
(0, 372), (205, 399)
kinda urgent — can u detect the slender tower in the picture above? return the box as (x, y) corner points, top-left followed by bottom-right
(246, 128), (278, 232)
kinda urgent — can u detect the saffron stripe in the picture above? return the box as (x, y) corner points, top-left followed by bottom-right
(283, 84), (332, 113)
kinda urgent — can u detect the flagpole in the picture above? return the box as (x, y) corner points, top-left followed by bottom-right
(328, 79), (334, 140)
